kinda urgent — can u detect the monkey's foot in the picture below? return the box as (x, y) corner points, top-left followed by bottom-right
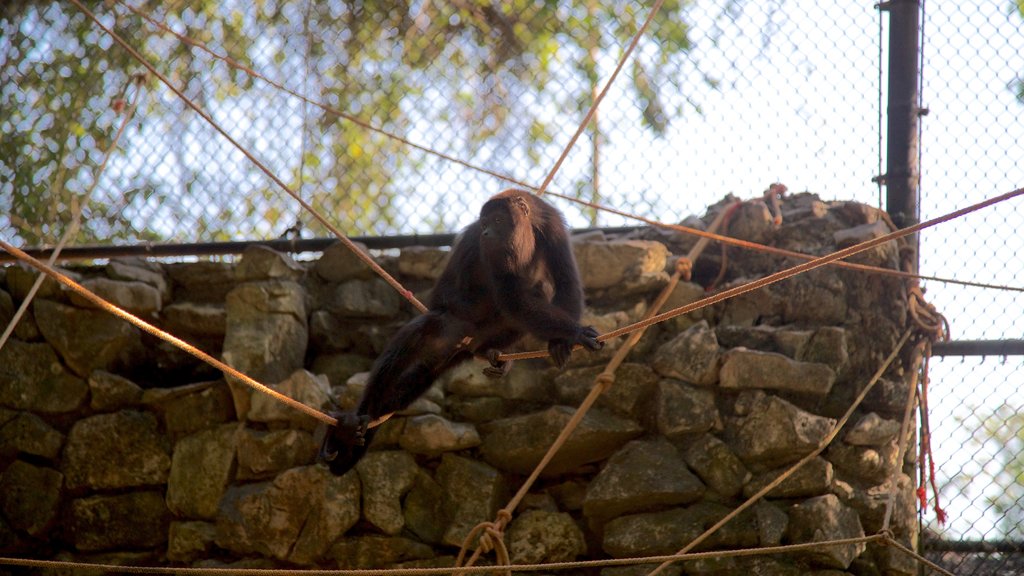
(483, 349), (512, 379)
(319, 412), (371, 463)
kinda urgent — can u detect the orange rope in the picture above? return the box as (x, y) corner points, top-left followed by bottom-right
(500, 186), (1024, 362)
(69, 0), (427, 315)
(0, 75), (145, 352)
(0, 241), (337, 427)
(535, 0), (666, 196)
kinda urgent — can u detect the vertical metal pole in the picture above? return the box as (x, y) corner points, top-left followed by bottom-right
(881, 0), (922, 271)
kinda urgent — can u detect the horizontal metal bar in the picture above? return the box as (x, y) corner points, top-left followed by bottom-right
(931, 339), (1024, 357)
(0, 226), (642, 264)
(922, 537), (1024, 553)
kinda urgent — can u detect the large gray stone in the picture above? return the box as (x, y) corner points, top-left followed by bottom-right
(436, 454), (507, 547)
(602, 502), (757, 557)
(247, 369), (331, 430)
(5, 263), (77, 301)
(167, 521), (217, 563)
(654, 379), (720, 439)
(0, 410), (64, 460)
(357, 451), (419, 535)
(573, 240), (669, 292)
(785, 494), (865, 569)
(554, 363), (660, 419)
(508, 510), (587, 564)
(106, 259), (171, 304)
(314, 241), (376, 282)
(69, 277), (162, 316)
(779, 271), (847, 325)
(216, 466), (326, 561)
(88, 370), (143, 411)
(166, 261), (237, 304)
(167, 424), (241, 519)
(327, 279), (404, 318)
(235, 245), (306, 281)
(844, 412), (900, 446)
(681, 434), (750, 499)
(0, 460), (63, 536)
(161, 302), (227, 338)
(583, 439), (705, 526)
(62, 410), (171, 491)
(68, 491), (169, 552)
(743, 457), (834, 499)
(0, 287), (40, 341)
(399, 414), (480, 456)
(732, 393), (835, 468)
(398, 246), (449, 280)
(222, 280), (308, 419)
(145, 381), (236, 439)
(404, 471), (448, 545)
(719, 348), (835, 396)
(652, 321), (721, 385)
(0, 339), (88, 413)
(34, 299), (144, 377)
(826, 440), (899, 485)
(327, 535), (434, 569)
(480, 406), (643, 476)
(290, 467), (361, 565)
(236, 428), (317, 480)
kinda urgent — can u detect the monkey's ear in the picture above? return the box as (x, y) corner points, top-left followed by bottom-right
(511, 196), (531, 217)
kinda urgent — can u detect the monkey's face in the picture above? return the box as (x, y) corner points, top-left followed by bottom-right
(480, 199), (536, 272)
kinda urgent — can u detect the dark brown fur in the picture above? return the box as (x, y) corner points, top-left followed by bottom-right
(320, 189), (601, 475)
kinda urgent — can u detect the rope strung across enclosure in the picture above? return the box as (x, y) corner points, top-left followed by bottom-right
(542, 188), (1024, 293)
(99, 0), (1020, 295)
(497, 186), (1024, 363)
(534, 0), (666, 197)
(644, 328), (914, 576)
(0, 74), (145, 353)
(0, 241), (338, 428)
(0, 536), (886, 575)
(111, 0), (535, 194)
(453, 208), (719, 571)
(68, 0), (429, 315)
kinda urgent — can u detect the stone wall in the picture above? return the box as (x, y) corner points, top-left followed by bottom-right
(0, 193), (918, 575)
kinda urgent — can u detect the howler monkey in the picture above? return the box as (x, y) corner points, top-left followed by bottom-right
(319, 189), (602, 475)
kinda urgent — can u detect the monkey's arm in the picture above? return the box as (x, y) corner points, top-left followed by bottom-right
(319, 312), (470, 475)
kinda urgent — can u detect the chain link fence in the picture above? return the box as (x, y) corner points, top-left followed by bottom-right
(2, 0), (1023, 572)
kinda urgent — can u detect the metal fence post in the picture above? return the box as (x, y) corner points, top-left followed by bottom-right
(880, 0), (922, 272)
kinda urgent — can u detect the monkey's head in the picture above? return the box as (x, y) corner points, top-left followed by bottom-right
(479, 190), (537, 272)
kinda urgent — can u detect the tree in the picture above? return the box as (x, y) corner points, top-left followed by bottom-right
(1, 0), (705, 244)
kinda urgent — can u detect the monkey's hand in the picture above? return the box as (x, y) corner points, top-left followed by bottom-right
(319, 411), (371, 463)
(548, 326), (603, 368)
(483, 349), (513, 379)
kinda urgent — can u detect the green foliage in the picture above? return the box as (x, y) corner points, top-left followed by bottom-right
(2, 0), (701, 244)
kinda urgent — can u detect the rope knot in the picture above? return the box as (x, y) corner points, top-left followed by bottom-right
(595, 372), (615, 391)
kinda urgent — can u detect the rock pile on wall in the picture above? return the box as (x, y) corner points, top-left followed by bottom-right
(0, 193), (918, 574)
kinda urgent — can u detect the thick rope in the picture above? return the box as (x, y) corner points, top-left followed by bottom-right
(0, 75), (145, 353)
(881, 340), (926, 533)
(500, 186), (1024, 362)
(0, 241), (337, 427)
(69, 0), (428, 314)
(456, 208), (728, 570)
(0, 536), (885, 575)
(73, 2), (1022, 296)
(542, 188), (1024, 293)
(645, 328), (914, 576)
(880, 535), (957, 576)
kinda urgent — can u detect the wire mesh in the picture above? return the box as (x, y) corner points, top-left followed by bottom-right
(1, 0), (1023, 570)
